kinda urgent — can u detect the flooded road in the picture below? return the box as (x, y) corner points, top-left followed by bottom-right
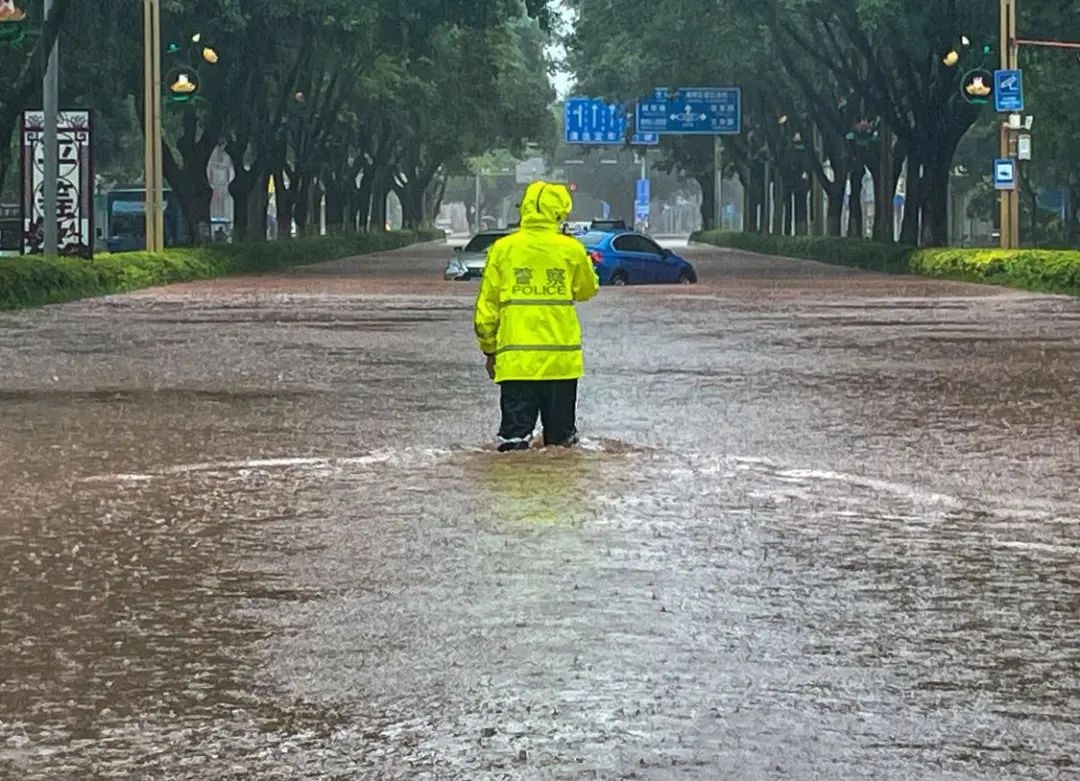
(2, 242), (1078, 779)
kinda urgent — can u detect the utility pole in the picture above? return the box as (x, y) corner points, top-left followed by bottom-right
(999, 0), (1019, 250)
(42, 0), (58, 256)
(143, 0), (164, 252)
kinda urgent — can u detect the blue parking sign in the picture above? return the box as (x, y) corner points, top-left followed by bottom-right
(994, 158), (1016, 191)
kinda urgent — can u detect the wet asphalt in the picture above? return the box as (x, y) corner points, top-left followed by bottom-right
(1, 241), (1078, 779)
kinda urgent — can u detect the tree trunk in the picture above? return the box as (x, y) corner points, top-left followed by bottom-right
(370, 170), (391, 232)
(794, 186), (809, 235)
(747, 165), (764, 233)
(872, 130), (895, 243)
(771, 176), (786, 235)
(398, 181), (425, 229)
(920, 158), (951, 247)
(229, 166), (269, 243)
(166, 165), (213, 245)
(246, 179), (269, 242)
(325, 180), (347, 234)
(847, 168), (863, 239)
(1068, 179), (1080, 248)
(696, 171), (715, 230)
(354, 172), (373, 232)
(900, 160), (921, 246)
(274, 170), (292, 239)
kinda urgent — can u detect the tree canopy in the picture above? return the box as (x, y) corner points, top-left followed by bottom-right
(2, 0), (557, 241)
(567, 0), (1080, 246)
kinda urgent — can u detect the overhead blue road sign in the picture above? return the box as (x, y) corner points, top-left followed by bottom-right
(994, 69), (1024, 113)
(631, 132), (659, 146)
(565, 98), (625, 145)
(636, 87), (741, 135)
(994, 158), (1017, 191)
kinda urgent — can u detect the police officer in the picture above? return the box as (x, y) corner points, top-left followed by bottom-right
(474, 181), (599, 452)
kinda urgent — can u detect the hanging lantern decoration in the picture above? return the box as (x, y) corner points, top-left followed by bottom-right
(0, 0), (27, 45)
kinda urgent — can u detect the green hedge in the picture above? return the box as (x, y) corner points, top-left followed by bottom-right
(0, 230), (443, 311)
(690, 230), (1080, 296)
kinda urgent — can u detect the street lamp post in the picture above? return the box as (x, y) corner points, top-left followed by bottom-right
(999, 0), (1020, 249)
(143, 0), (164, 252)
(42, 0), (58, 256)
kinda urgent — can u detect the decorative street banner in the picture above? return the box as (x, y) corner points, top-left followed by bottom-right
(20, 110), (94, 258)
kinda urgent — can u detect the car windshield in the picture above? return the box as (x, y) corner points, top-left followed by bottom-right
(577, 231), (612, 247)
(464, 233), (507, 253)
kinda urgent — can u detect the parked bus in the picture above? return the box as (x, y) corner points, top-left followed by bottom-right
(105, 188), (189, 252)
(0, 204), (19, 255)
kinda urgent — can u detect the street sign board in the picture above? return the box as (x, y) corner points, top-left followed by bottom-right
(994, 69), (1024, 113)
(636, 178), (650, 205)
(564, 97), (660, 145)
(636, 87), (741, 135)
(20, 109), (94, 258)
(565, 98), (625, 145)
(993, 158), (1017, 190)
(1018, 134), (1032, 161)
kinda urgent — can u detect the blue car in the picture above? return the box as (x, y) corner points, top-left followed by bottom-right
(577, 230), (697, 286)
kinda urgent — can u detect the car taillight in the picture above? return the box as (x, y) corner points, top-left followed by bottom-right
(588, 251), (603, 265)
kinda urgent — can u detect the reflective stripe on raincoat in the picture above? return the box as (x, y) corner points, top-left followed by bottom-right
(474, 181), (599, 382)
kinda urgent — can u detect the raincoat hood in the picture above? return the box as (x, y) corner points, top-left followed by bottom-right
(519, 181), (573, 230)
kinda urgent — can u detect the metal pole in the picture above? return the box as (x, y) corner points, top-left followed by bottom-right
(474, 172), (481, 233)
(640, 148), (649, 231)
(713, 137), (722, 230)
(999, 0), (1012, 250)
(1008, 0), (1020, 248)
(144, 0), (164, 252)
(764, 159), (772, 233)
(43, 0), (59, 256)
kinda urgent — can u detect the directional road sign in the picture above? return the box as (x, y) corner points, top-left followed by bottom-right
(565, 98), (624, 145)
(994, 69), (1024, 113)
(564, 97), (660, 145)
(636, 87), (741, 135)
(994, 158), (1017, 191)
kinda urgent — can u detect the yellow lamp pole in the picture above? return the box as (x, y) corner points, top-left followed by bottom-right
(143, 0), (164, 252)
(999, 0), (1020, 250)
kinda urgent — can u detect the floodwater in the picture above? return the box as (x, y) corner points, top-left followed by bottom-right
(1, 242), (1078, 779)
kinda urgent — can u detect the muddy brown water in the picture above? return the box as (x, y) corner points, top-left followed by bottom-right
(2, 243), (1078, 778)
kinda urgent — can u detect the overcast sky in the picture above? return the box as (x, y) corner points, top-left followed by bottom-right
(548, 1), (575, 98)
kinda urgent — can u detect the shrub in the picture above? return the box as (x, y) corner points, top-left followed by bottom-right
(0, 230), (443, 311)
(690, 231), (1080, 297)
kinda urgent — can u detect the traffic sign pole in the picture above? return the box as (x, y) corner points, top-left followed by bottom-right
(999, 0), (1019, 249)
(714, 137), (722, 230)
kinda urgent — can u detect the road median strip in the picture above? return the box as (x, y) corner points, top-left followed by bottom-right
(690, 231), (1080, 297)
(0, 230), (444, 311)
